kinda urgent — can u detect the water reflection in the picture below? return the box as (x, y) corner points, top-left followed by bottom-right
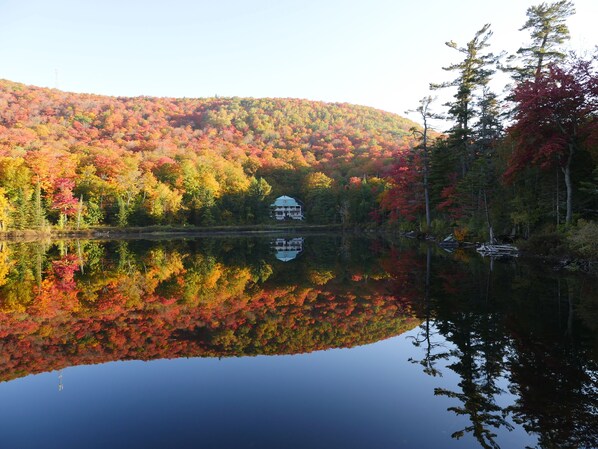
(0, 236), (596, 449)
(0, 237), (417, 382)
(271, 237), (304, 262)
(405, 245), (598, 449)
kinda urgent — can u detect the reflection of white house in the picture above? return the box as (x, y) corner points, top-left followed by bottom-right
(270, 196), (304, 220)
(272, 237), (304, 262)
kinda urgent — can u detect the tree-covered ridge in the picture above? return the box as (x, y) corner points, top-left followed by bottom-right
(0, 238), (419, 382)
(0, 79), (419, 228)
(1, 0), (596, 242)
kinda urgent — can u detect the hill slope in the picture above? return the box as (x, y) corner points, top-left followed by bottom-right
(0, 80), (418, 227)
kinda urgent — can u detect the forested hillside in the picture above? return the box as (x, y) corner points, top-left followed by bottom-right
(0, 79), (417, 228)
(0, 2), (596, 252)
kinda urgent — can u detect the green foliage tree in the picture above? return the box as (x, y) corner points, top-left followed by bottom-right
(116, 195), (129, 227)
(508, 0), (575, 81)
(431, 24), (500, 178)
(303, 172), (338, 223)
(246, 177), (272, 223)
(426, 25), (503, 237)
(0, 189), (13, 232)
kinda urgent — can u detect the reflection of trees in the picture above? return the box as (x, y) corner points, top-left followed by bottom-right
(406, 248), (513, 449)
(0, 242), (14, 287)
(385, 241), (523, 449)
(1, 237), (596, 449)
(407, 250), (598, 449)
(505, 277), (598, 449)
(432, 291), (513, 449)
(433, 311), (513, 449)
(0, 237), (420, 382)
(408, 247), (446, 377)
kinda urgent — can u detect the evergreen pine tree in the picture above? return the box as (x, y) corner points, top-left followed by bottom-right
(508, 0), (575, 82)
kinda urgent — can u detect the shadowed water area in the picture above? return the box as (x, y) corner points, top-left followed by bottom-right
(0, 236), (596, 449)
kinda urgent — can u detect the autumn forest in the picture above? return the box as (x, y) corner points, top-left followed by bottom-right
(1, 1), (597, 448)
(0, 1), (596, 248)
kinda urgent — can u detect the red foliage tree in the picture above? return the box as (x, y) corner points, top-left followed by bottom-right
(380, 155), (424, 223)
(52, 178), (79, 225)
(436, 173), (465, 220)
(505, 57), (598, 223)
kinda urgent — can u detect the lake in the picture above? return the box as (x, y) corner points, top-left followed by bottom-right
(0, 236), (596, 449)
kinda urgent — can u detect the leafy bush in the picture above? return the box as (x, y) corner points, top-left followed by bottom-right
(519, 232), (569, 257)
(430, 218), (451, 237)
(568, 220), (598, 259)
(454, 226), (469, 242)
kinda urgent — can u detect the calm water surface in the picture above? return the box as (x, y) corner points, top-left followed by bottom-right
(0, 236), (596, 449)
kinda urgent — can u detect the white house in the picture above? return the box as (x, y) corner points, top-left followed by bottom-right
(270, 196), (304, 221)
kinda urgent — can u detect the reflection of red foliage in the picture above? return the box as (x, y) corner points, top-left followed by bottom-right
(379, 247), (426, 306)
(51, 254), (80, 291)
(29, 254), (82, 318)
(0, 255), (420, 383)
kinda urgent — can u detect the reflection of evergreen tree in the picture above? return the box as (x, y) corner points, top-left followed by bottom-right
(411, 253), (514, 449)
(433, 315), (513, 449)
(505, 277), (598, 449)
(435, 260), (512, 448)
(408, 247), (447, 377)
(409, 252), (598, 449)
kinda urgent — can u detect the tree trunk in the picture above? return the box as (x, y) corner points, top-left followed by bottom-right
(483, 190), (494, 243)
(562, 146), (574, 224)
(565, 280), (575, 338)
(556, 167), (560, 226)
(534, 34), (549, 80)
(76, 196), (83, 230)
(423, 168), (431, 229)
(421, 104), (431, 229)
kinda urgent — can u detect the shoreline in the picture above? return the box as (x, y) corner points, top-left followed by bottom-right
(1, 225), (594, 275)
(0, 223), (350, 242)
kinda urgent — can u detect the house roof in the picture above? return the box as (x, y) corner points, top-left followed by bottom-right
(271, 195), (301, 207)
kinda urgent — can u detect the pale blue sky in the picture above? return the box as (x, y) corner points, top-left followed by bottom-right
(1, 0), (596, 118)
